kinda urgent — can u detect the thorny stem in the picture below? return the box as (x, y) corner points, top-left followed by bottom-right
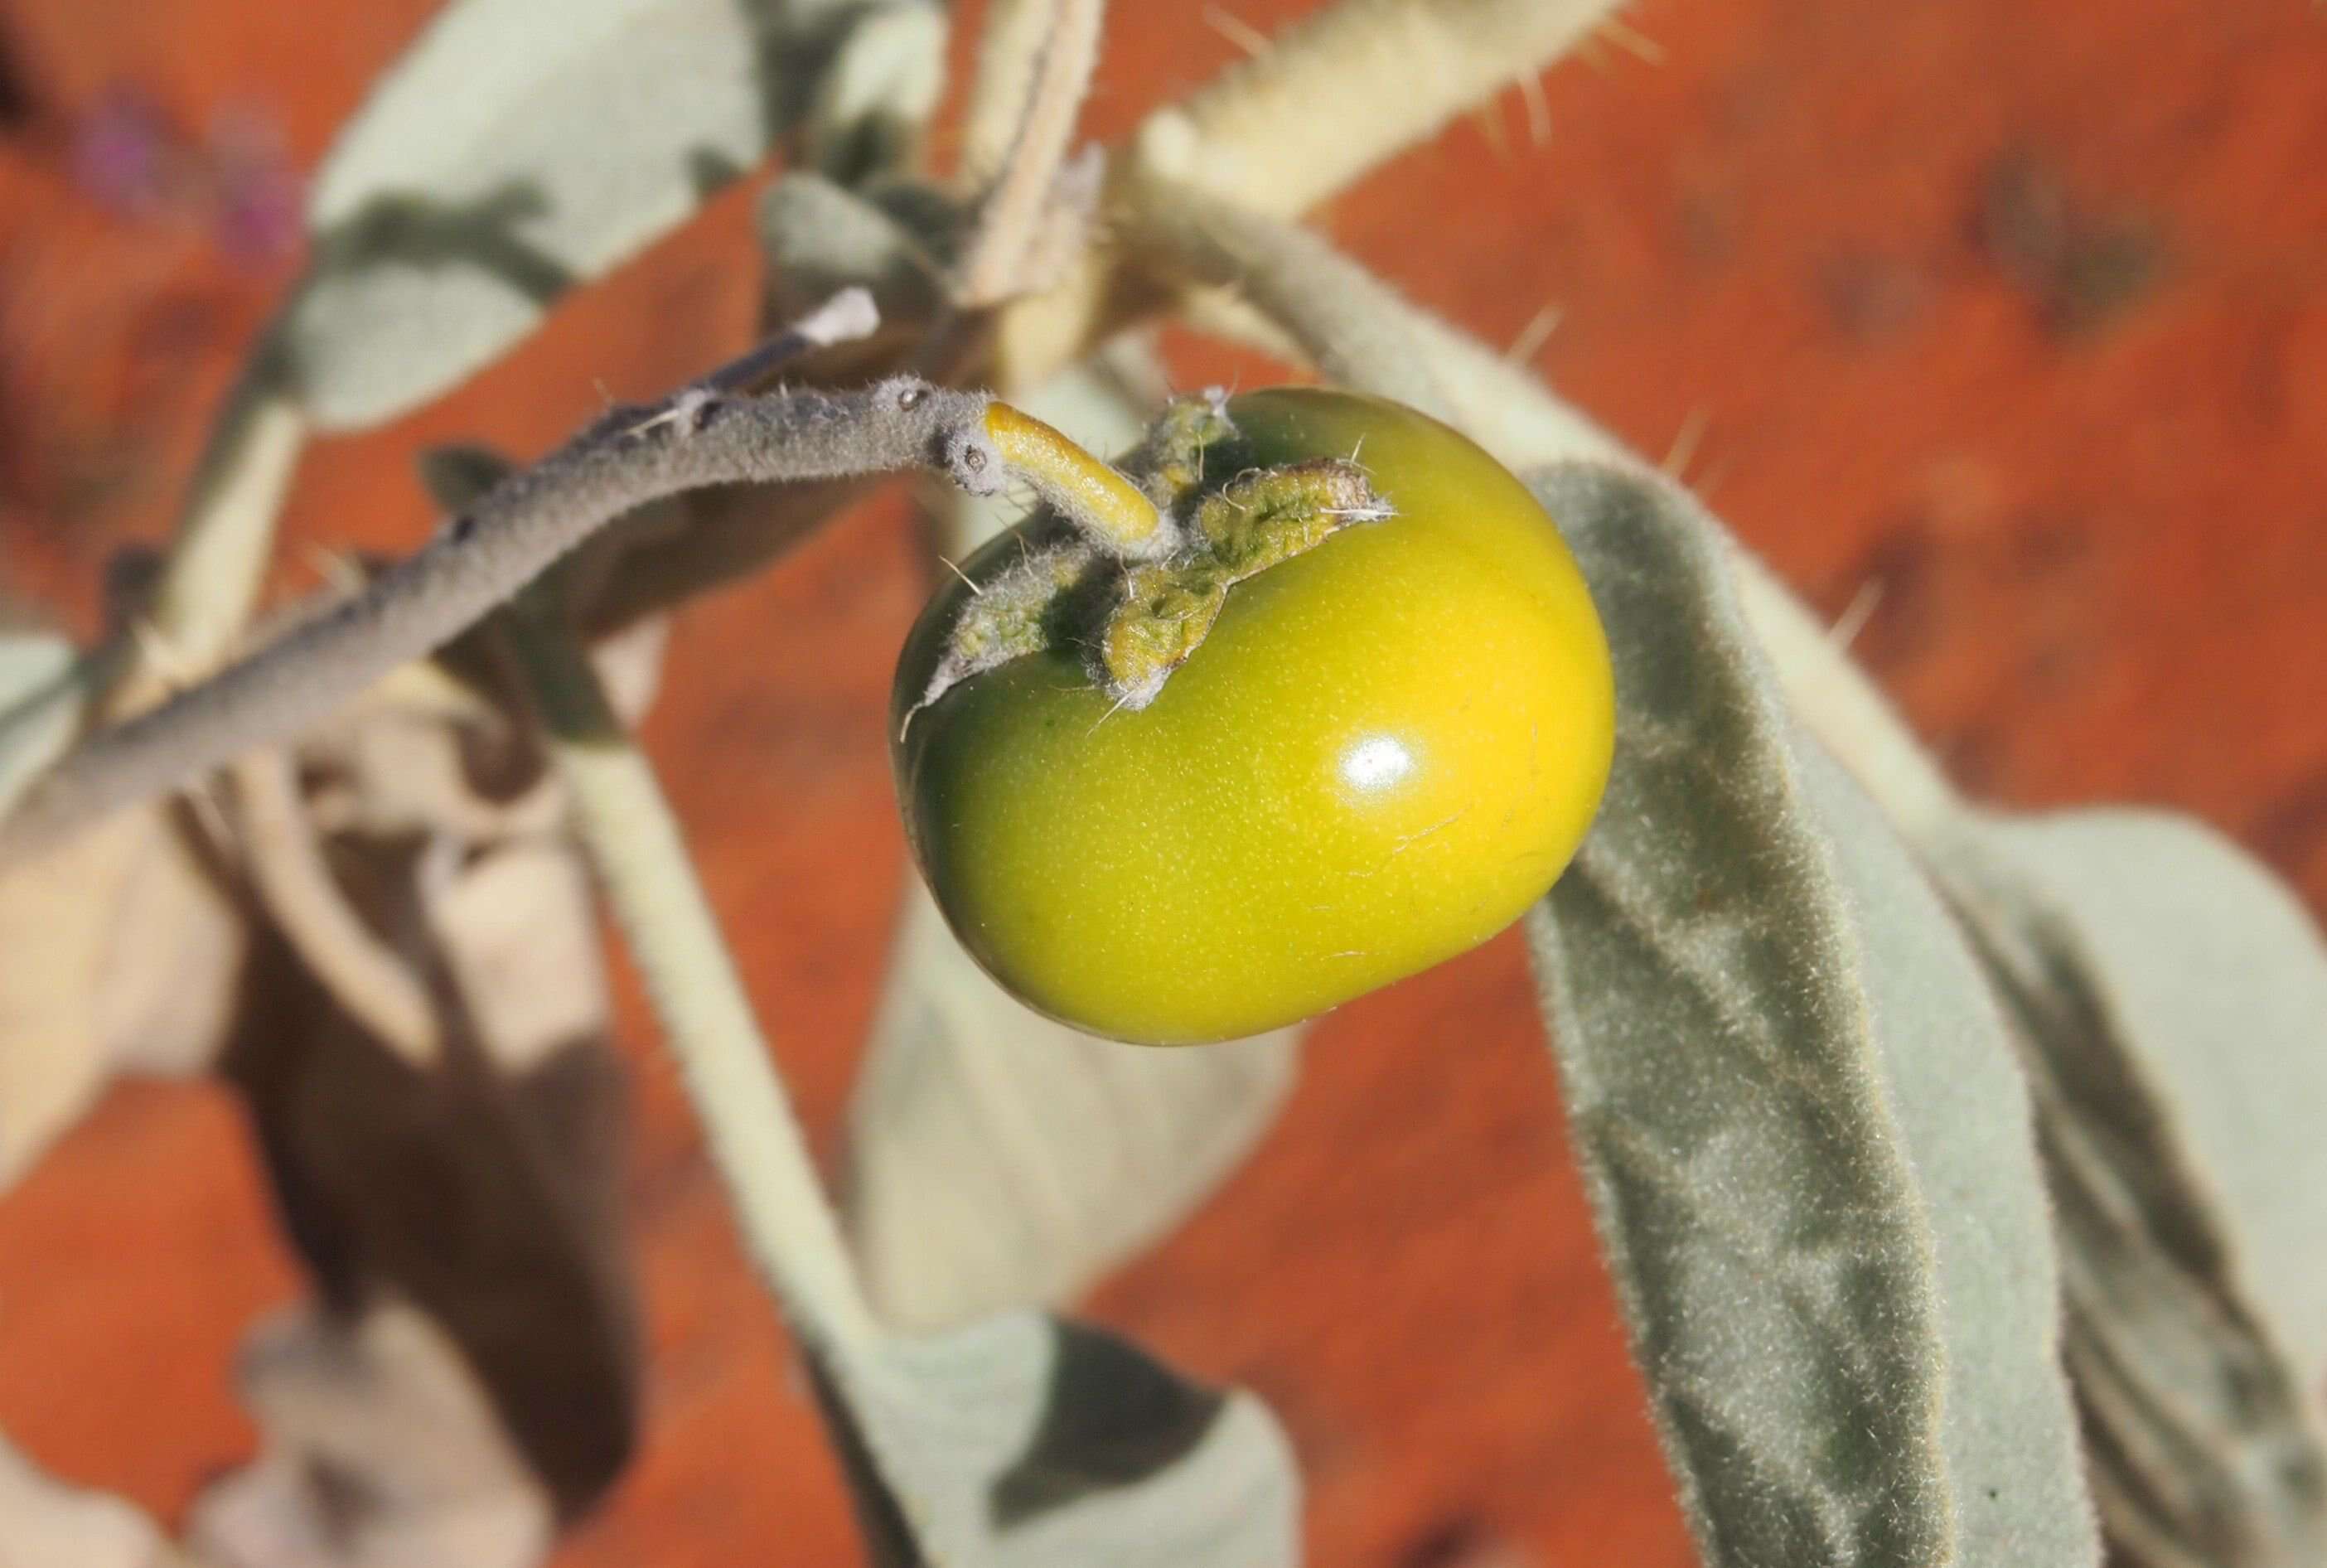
(982, 402), (1171, 556)
(0, 309), (1000, 873)
(1143, 188), (1628, 466)
(987, 0), (1634, 387)
(1153, 191), (1968, 841)
(507, 607), (885, 1359)
(1136, 0), (1633, 219)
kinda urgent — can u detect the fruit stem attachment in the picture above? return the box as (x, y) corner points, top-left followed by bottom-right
(984, 402), (1176, 559)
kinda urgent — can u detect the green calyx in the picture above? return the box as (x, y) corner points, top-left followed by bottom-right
(1101, 458), (1386, 706)
(909, 394), (1393, 728)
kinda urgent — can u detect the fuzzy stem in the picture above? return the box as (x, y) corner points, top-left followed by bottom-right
(509, 608), (884, 1358)
(114, 344), (308, 715)
(990, 0), (1631, 390)
(984, 401), (1171, 556)
(954, 0), (1109, 307)
(0, 360), (999, 873)
(1134, 0), (1629, 218)
(1144, 189), (1627, 466)
(957, 0), (1063, 181)
(1149, 193), (1968, 838)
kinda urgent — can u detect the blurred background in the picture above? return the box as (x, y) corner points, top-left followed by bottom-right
(0, 2), (2320, 1564)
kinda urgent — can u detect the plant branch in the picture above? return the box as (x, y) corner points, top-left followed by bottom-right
(954, 0), (1109, 307)
(1132, 0), (1627, 217)
(506, 606), (885, 1357)
(957, 0), (1072, 183)
(1142, 189), (1625, 466)
(111, 341), (307, 716)
(980, 402), (1168, 554)
(0, 341), (999, 874)
(703, 286), (884, 398)
(989, 0), (1629, 391)
(1144, 193), (1968, 838)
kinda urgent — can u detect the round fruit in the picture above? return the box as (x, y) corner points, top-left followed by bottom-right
(892, 388), (1614, 1045)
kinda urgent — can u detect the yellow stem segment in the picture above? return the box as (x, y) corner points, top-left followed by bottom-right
(983, 402), (1169, 557)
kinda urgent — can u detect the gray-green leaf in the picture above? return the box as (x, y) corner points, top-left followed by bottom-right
(290, 0), (946, 429)
(825, 1312), (1299, 1567)
(844, 883), (1298, 1333)
(1523, 462), (2097, 1567)
(1939, 811), (2327, 1566)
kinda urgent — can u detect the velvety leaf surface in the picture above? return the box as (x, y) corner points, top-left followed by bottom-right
(1525, 461), (2097, 1567)
(844, 883), (1298, 1332)
(288, 0), (944, 428)
(1940, 811), (2327, 1566)
(825, 1310), (1300, 1568)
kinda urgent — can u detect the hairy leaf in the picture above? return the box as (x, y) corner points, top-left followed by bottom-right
(288, 0), (945, 428)
(1523, 462), (2096, 1567)
(824, 1312), (1299, 1568)
(1940, 812), (2327, 1566)
(0, 806), (243, 1190)
(795, 0), (947, 185)
(844, 883), (1298, 1331)
(1680, 426), (2327, 1562)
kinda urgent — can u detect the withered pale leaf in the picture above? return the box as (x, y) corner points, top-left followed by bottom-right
(187, 1302), (555, 1568)
(224, 690), (641, 1524)
(844, 883), (1298, 1332)
(1524, 462), (2096, 1567)
(0, 1429), (175, 1568)
(96, 811), (248, 1081)
(0, 807), (243, 1189)
(428, 842), (608, 1075)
